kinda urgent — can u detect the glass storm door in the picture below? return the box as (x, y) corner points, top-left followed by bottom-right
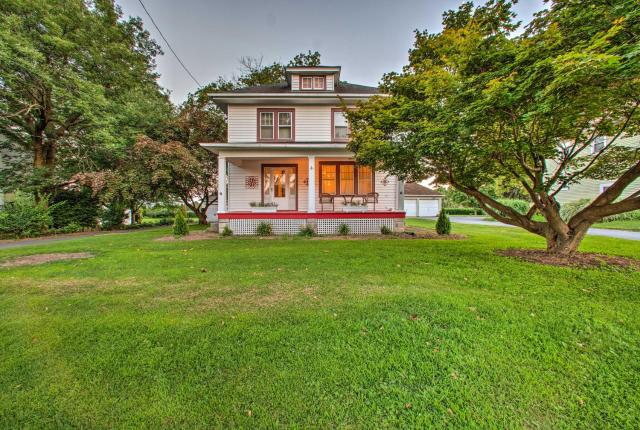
(263, 166), (297, 210)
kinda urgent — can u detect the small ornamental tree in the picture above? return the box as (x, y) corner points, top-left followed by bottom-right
(348, 0), (640, 254)
(436, 210), (451, 236)
(173, 208), (189, 237)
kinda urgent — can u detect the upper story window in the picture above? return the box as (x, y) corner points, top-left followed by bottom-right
(301, 75), (325, 90)
(332, 109), (349, 141)
(592, 136), (607, 153)
(258, 109), (294, 141)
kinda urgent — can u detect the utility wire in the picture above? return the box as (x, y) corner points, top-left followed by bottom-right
(137, 0), (202, 87)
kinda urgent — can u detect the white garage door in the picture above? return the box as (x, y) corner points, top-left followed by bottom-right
(419, 199), (439, 217)
(405, 199), (417, 216)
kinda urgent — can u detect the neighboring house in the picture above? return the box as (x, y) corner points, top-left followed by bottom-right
(552, 134), (640, 204)
(403, 183), (443, 217)
(201, 65), (405, 235)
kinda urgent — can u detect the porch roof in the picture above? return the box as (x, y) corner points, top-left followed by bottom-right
(218, 211), (406, 220)
(201, 142), (351, 155)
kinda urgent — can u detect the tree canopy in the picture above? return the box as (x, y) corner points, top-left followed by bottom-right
(348, 0), (640, 253)
(0, 0), (171, 195)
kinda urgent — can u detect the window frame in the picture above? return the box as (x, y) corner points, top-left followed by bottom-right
(331, 108), (350, 142)
(592, 136), (607, 154)
(300, 75), (325, 90)
(256, 108), (295, 142)
(318, 161), (375, 196)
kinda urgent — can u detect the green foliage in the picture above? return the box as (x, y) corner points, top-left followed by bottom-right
(497, 199), (530, 216)
(50, 188), (100, 228)
(57, 222), (83, 234)
(0, 0), (171, 193)
(444, 208), (486, 216)
(221, 225), (233, 237)
(436, 211), (452, 235)
(560, 199), (591, 222)
(256, 222), (272, 236)
(100, 200), (126, 230)
(338, 224), (350, 235)
(173, 208), (189, 237)
(380, 225), (392, 235)
(0, 192), (52, 237)
(347, 0), (640, 251)
(298, 225), (316, 237)
(440, 187), (481, 209)
(561, 199), (640, 223)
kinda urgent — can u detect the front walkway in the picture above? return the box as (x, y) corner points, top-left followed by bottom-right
(448, 216), (640, 241)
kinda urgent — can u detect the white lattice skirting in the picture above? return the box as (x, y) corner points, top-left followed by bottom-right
(316, 218), (395, 235)
(228, 219), (306, 235)
(226, 218), (396, 235)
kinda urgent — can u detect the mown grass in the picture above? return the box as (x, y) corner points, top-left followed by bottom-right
(0, 221), (639, 429)
(593, 219), (640, 231)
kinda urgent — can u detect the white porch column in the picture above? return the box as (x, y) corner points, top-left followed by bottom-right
(307, 155), (316, 213)
(217, 156), (226, 213)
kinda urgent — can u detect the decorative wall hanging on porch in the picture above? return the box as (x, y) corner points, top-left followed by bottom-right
(245, 176), (258, 189)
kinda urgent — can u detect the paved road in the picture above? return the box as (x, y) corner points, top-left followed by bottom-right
(0, 227), (166, 250)
(449, 216), (640, 241)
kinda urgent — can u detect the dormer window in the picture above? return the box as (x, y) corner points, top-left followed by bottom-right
(301, 75), (325, 90)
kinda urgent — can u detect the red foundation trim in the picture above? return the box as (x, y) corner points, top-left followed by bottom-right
(218, 211), (405, 220)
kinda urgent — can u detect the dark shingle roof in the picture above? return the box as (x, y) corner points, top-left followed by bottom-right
(404, 183), (443, 197)
(224, 81), (379, 94)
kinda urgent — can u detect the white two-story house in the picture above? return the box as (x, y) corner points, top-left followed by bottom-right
(201, 65), (405, 235)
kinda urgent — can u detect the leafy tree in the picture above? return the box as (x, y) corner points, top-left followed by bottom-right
(134, 136), (217, 225)
(348, 0), (640, 254)
(0, 0), (171, 196)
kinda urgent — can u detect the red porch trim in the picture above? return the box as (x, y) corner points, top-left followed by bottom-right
(218, 211), (405, 220)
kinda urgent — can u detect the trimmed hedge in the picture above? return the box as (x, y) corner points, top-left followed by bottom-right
(444, 208), (485, 215)
(50, 188), (100, 228)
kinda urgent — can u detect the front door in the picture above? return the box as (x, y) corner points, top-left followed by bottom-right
(263, 165), (297, 210)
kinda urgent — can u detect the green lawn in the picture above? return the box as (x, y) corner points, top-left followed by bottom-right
(1, 221), (639, 428)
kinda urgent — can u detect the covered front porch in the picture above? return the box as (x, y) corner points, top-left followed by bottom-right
(208, 146), (404, 234)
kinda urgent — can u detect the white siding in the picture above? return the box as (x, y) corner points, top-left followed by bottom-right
(228, 105), (344, 142)
(227, 105), (257, 143)
(291, 75), (300, 91)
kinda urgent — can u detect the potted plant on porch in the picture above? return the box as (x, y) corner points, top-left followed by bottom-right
(341, 200), (368, 213)
(249, 202), (278, 213)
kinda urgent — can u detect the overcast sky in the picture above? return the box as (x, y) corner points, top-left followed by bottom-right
(116, 0), (546, 104)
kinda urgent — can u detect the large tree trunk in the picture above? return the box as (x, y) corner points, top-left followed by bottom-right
(195, 210), (208, 225)
(545, 224), (590, 254)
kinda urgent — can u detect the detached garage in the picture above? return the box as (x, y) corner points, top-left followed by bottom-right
(403, 183), (443, 217)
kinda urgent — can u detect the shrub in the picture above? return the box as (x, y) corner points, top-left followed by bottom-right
(338, 223), (350, 235)
(380, 225), (392, 235)
(173, 208), (189, 236)
(298, 225), (316, 237)
(444, 207), (485, 215)
(58, 222), (83, 234)
(0, 192), (53, 237)
(436, 210), (451, 235)
(497, 198), (531, 215)
(50, 188), (99, 228)
(560, 198), (640, 222)
(101, 201), (127, 229)
(221, 225), (233, 236)
(256, 221), (272, 236)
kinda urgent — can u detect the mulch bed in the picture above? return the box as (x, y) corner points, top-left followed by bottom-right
(497, 248), (640, 270)
(0, 252), (94, 268)
(155, 227), (466, 242)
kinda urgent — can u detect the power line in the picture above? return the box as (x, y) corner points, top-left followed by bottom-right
(137, 0), (202, 88)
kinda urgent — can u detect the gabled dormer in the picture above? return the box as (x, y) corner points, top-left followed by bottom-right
(286, 66), (341, 92)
